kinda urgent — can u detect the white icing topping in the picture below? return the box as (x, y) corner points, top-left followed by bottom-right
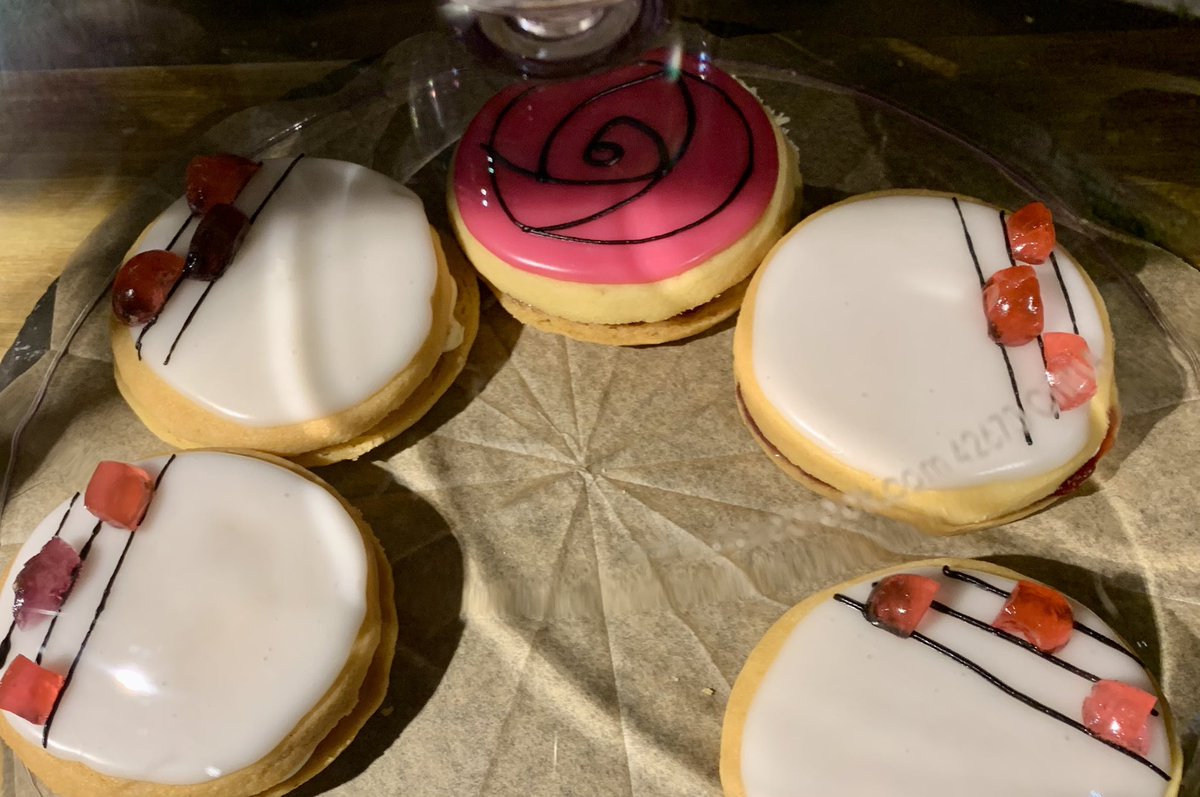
(0, 452), (368, 785)
(129, 157), (440, 427)
(749, 194), (1107, 490)
(739, 565), (1172, 796)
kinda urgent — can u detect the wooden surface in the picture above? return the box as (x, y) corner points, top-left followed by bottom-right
(1, 21), (1198, 352)
(0, 61), (346, 350)
(883, 29), (1200, 217)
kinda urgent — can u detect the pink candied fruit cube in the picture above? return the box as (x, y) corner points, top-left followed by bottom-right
(1008, 202), (1056, 265)
(0, 655), (64, 725)
(993, 580), (1074, 653)
(865, 574), (940, 637)
(1083, 679), (1157, 755)
(983, 265), (1044, 346)
(12, 538), (81, 630)
(84, 461), (154, 530)
(1044, 332), (1097, 412)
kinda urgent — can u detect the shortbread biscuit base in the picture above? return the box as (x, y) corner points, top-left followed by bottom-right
(732, 190), (1117, 531)
(258, 529), (397, 797)
(0, 451), (396, 797)
(112, 227), (459, 460)
(490, 272), (749, 346)
(294, 239), (480, 466)
(448, 122), (799, 327)
(719, 558), (1183, 797)
(736, 386), (1121, 535)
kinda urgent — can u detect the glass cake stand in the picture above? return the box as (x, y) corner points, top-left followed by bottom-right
(0, 19), (1196, 797)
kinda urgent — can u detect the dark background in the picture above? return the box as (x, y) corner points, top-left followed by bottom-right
(0, 0), (1196, 71)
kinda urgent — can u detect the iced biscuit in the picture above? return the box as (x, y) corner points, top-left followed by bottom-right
(722, 559), (1181, 797)
(112, 156), (478, 462)
(0, 449), (396, 797)
(450, 52), (798, 345)
(734, 191), (1116, 532)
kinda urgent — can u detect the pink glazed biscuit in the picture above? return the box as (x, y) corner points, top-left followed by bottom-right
(449, 52), (798, 345)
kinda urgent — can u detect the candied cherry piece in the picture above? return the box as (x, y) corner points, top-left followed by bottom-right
(1007, 202), (1056, 265)
(983, 265), (1044, 346)
(186, 153), (261, 215)
(12, 538), (81, 630)
(865, 574), (939, 638)
(84, 461), (154, 531)
(0, 655), (65, 725)
(993, 580), (1073, 653)
(1083, 679), (1157, 755)
(1044, 332), (1097, 411)
(111, 250), (185, 326)
(185, 204), (251, 281)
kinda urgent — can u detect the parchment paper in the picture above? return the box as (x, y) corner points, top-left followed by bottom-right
(1, 30), (1198, 797)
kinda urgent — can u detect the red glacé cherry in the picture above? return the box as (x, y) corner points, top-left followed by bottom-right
(186, 153), (261, 216)
(111, 250), (185, 326)
(983, 265), (1044, 346)
(185, 204), (251, 281)
(1044, 332), (1097, 411)
(0, 655), (64, 725)
(1082, 679), (1157, 755)
(865, 574), (939, 638)
(993, 580), (1074, 653)
(1008, 201), (1056, 265)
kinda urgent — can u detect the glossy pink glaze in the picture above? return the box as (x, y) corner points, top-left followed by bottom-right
(453, 53), (780, 285)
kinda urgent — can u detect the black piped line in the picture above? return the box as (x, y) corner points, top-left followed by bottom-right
(134, 214), (197, 359)
(161, 282), (214, 366)
(151, 455), (177, 489)
(956, 197), (987, 284)
(942, 565), (1008, 596)
(136, 279), (183, 360)
(1035, 335), (1060, 419)
(941, 566), (1144, 662)
(835, 593), (1168, 780)
(249, 154), (306, 224)
(1049, 252), (1080, 336)
(161, 155), (305, 365)
(166, 213), (195, 251)
(999, 208), (1018, 266)
(533, 70), (665, 181)
(50, 493), (80, 539)
(484, 61), (755, 245)
(41, 455), (176, 746)
(927, 598), (1155, 714)
(486, 65), (699, 235)
(35, 521), (102, 665)
(0, 622), (13, 670)
(954, 198), (1032, 445)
